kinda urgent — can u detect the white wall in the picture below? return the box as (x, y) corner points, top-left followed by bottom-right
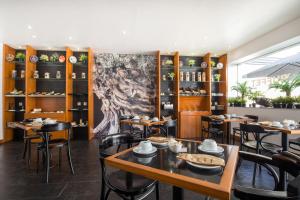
(228, 107), (300, 146)
(229, 17), (300, 64)
(0, 43), (3, 140)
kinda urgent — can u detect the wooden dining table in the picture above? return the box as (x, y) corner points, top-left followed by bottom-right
(120, 119), (166, 138)
(105, 139), (239, 200)
(208, 116), (254, 144)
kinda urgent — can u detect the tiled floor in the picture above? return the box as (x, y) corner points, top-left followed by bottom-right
(0, 140), (274, 200)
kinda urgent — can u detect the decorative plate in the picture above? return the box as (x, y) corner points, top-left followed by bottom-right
(216, 63), (223, 69)
(6, 54), (14, 62)
(69, 56), (77, 64)
(200, 62), (207, 68)
(30, 55), (38, 63)
(59, 55), (66, 63)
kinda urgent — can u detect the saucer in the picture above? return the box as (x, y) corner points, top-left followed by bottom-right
(186, 161), (221, 169)
(198, 145), (224, 154)
(133, 146), (157, 157)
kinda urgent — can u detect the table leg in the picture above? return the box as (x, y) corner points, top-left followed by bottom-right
(172, 186), (184, 200)
(226, 122), (231, 144)
(279, 133), (288, 190)
(45, 132), (50, 183)
(143, 126), (147, 138)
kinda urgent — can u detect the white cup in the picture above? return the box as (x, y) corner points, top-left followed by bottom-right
(202, 139), (218, 151)
(143, 116), (150, 120)
(272, 121), (281, 126)
(139, 141), (152, 153)
(152, 117), (159, 122)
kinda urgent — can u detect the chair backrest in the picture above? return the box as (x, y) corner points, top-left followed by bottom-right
(272, 151), (300, 177)
(40, 122), (71, 132)
(244, 115), (259, 122)
(239, 123), (265, 134)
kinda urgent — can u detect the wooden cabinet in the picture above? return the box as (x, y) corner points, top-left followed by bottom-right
(178, 111), (210, 139)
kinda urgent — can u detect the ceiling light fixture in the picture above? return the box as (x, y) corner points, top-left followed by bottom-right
(77, 47), (80, 51)
(32, 35), (37, 39)
(122, 30), (127, 35)
(68, 36), (73, 40)
(48, 47), (52, 50)
(203, 36), (208, 40)
(27, 25), (32, 30)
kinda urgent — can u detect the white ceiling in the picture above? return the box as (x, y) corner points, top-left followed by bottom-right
(0, 0), (300, 55)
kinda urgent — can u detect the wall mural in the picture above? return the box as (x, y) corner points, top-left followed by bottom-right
(93, 53), (157, 136)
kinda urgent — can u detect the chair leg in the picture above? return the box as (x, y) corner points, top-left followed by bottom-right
(45, 134), (50, 183)
(100, 178), (106, 200)
(27, 140), (32, 167)
(252, 163), (257, 186)
(104, 189), (111, 200)
(155, 182), (159, 200)
(232, 130), (236, 145)
(58, 147), (62, 169)
(23, 139), (28, 159)
(36, 150), (40, 174)
(66, 144), (75, 174)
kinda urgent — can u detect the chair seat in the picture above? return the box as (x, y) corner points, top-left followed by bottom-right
(243, 141), (282, 153)
(106, 170), (156, 195)
(24, 134), (41, 140)
(290, 137), (300, 146)
(232, 127), (240, 132)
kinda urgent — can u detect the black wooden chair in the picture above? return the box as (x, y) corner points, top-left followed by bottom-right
(290, 137), (300, 155)
(201, 116), (224, 143)
(158, 119), (177, 137)
(119, 115), (144, 138)
(234, 151), (300, 200)
(98, 133), (159, 200)
(23, 130), (41, 166)
(239, 123), (282, 185)
(36, 122), (74, 183)
(232, 115), (259, 145)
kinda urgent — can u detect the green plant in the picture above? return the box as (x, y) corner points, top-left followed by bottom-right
(165, 59), (173, 65)
(214, 74), (221, 82)
(249, 90), (263, 101)
(271, 96), (284, 105)
(211, 60), (216, 68)
(295, 96), (300, 103)
(79, 54), (88, 63)
(228, 97), (235, 106)
(188, 59), (196, 66)
(168, 72), (175, 80)
(39, 54), (49, 62)
(269, 75), (300, 97)
(282, 96), (294, 104)
(15, 52), (25, 61)
(231, 81), (251, 101)
(50, 53), (59, 62)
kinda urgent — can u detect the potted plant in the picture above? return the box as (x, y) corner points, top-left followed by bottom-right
(39, 54), (49, 62)
(240, 98), (246, 107)
(294, 96), (300, 109)
(50, 53), (59, 62)
(15, 52), (25, 62)
(188, 59), (196, 67)
(165, 59), (173, 65)
(282, 96), (294, 109)
(269, 75), (300, 97)
(231, 81), (251, 102)
(168, 72), (175, 81)
(79, 54), (88, 63)
(249, 91), (263, 107)
(233, 97), (244, 107)
(271, 97), (283, 108)
(214, 74), (221, 82)
(211, 60), (216, 68)
(228, 97), (235, 107)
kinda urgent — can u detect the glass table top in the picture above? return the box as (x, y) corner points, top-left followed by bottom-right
(117, 141), (233, 184)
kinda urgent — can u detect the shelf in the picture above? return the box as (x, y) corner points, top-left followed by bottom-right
(72, 125), (88, 128)
(180, 81), (208, 83)
(73, 79), (88, 81)
(69, 108), (88, 112)
(68, 93), (88, 96)
(211, 81), (226, 83)
(28, 95), (66, 98)
(6, 110), (25, 113)
(73, 62), (88, 67)
(161, 65), (174, 69)
(180, 66), (205, 69)
(180, 95), (209, 97)
(13, 61), (26, 65)
(7, 77), (25, 81)
(33, 78), (66, 81)
(5, 94), (26, 97)
(36, 62), (65, 67)
(212, 68), (224, 71)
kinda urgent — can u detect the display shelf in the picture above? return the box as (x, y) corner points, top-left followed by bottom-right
(33, 78), (66, 81)
(5, 94), (26, 97)
(28, 95), (66, 98)
(36, 62), (65, 67)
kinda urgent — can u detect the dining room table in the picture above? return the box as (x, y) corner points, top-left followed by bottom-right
(105, 139), (239, 200)
(120, 119), (167, 138)
(208, 115), (254, 144)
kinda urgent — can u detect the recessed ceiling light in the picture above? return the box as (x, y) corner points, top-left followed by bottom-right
(27, 25), (32, 30)
(68, 36), (73, 40)
(18, 46), (22, 49)
(203, 36), (208, 40)
(191, 53), (195, 56)
(32, 35), (37, 39)
(214, 53), (218, 57)
(48, 47), (52, 50)
(122, 30), (127, 35)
